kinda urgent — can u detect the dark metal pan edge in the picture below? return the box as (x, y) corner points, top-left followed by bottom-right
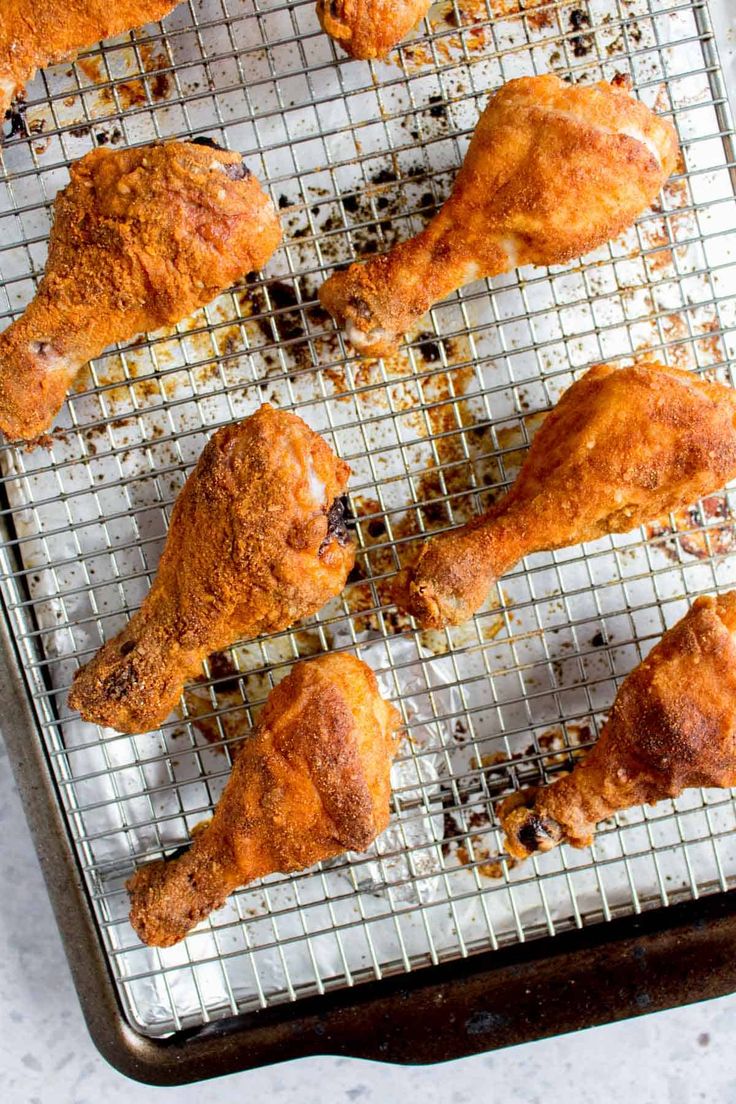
(3, 605), (736, 1085)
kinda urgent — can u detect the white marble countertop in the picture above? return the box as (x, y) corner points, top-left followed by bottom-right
(2, 4), (735, 1101)
(3, 730), (736, 1104)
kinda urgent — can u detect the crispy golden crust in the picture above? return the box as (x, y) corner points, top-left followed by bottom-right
(316, 0), (430, 58)
(127, 653), (402, 946)
(68, 405), (354, 733)
(319, 74), (678, 356)
(393, 362), (736, 628)
(0, 1), (180, 114)
(0, 141), (281, 441)
(501, 592), (736, 860)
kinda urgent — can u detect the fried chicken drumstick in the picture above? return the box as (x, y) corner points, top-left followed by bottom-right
(0, 140), (281, 442)
(316, 0), (430, 59)
(394, 362), (736, 629)
(0, 1), (180, 119)
(501, 592), (736, 860)
(69, 405), (355, 734)
(128, 652), (401, 946)
(320, 74), (678, 357)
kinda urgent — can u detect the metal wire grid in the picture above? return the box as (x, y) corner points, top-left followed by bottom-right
(0, 0), (735, 1035)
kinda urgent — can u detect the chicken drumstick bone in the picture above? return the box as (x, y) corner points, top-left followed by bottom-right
(501, 592), (736, 859)
(69, 405), (355, 734)
(0, 140), (281, 441)
(128, 652), (402, 947)
(320, 74), (678, 357)
(394, 362), (736, 628)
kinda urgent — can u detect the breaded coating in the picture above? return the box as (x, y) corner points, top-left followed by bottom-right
(127, 653), (402, 946)
(0, 140), (281, 441)
(320, 74), (678, 356)
(316, 0), (430, 59)
(501, 592), (736, 858)
(394, 362), (736, 628)
(69, 405), (354, 733)
(0, 1), (180, 116)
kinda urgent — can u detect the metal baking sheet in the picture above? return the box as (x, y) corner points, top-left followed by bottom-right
(1, 0), (735, 1039)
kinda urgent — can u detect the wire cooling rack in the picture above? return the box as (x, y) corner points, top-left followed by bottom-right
(1, 0), (736, 1038)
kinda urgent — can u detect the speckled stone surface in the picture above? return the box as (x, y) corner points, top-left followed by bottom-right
(3, 728), (736, 1104)
(2, 5), (736, 1101)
